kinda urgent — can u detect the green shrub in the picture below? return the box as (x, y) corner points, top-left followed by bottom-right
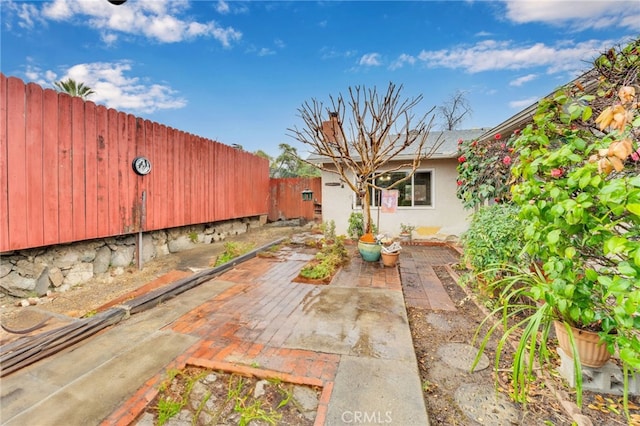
(347, 212), (364, 240)
(460, 203), (525, 281)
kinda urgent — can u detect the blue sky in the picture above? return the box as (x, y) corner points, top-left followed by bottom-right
(2, 1), (639, 157)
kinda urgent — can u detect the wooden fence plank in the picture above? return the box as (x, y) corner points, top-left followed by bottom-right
(6, 77), (28, 249)
(95, 105), (109, 237)
(57, 94), (74, 244)
(107, 109), (120, 236)
(124, 114), (136, 232)
(84, 101), (98, 239)
(25, 83), (45, 247)
(42, 88), (60, 245)
(71, 96), (86, 240)
(0, 74), (9, 248)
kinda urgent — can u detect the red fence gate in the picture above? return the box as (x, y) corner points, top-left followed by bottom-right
(268, 177), (321, 222)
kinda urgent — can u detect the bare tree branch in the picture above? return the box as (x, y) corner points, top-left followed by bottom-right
(438, 90), (472, 130)
(287, 82), (440, 233)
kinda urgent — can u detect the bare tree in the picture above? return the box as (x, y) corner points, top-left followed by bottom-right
(438, 90), (472, 130)
(287, 82), (440, 235)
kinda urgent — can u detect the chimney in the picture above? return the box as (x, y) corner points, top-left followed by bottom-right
(321, 112), (344, 144)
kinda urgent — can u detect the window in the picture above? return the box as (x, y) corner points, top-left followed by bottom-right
(358, 170), (433, 207)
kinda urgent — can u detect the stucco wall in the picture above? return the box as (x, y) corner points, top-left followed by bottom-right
(319, 159), (471, 240)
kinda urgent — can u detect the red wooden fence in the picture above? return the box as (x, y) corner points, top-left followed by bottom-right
(268, 177), (321, 222)
(0, 73), (269, 252)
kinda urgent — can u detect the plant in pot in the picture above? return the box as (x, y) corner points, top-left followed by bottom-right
(287, 82), (443, 262)
(380, 241), (402, 267)
(399, 223), (415, 241)
(474, 38), (640, 419)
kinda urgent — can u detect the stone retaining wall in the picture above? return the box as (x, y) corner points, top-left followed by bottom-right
(0, 216), (265, 298)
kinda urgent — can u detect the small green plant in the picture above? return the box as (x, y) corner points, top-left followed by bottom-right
(235, 399), (281, 426)
(399, 223), (415, 234)
(421, 380), (437, 393)
(299, 235), (349, 280)
(156, 397), (183, 426)
(347, 212), (365, 240)
(323, 219), (336, 242)
(188, 231), (199, 243)
(214, 241), (255, 266)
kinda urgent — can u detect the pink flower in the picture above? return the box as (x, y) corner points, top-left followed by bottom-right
(495, 133), (502, 140)
(513, 129), (520, 135)
(500, 143), (506, 149)
(457, 139), (463, 145)
(631, 152), (639, 162)
(471, 140), (477, 147)
(550, 168), (563, 178)
(456, 180), (463, 186)
(502, 156), (512, 166)
(458, 155), (466, 163)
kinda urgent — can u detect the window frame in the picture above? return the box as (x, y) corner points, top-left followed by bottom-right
(354, 168), (435, 209)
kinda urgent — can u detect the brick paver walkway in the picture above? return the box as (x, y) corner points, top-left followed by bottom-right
(101, 244), (463, 426)
(399, 245), (460, 311)
(102, 245), (407, 426)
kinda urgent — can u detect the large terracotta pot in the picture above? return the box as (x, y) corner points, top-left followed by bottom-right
(553, 321), (611, 368)
(357, 241), (382, 262)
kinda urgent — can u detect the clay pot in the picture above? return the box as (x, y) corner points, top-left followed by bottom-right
(553, 321), (611, 368)
(357, 241), (382, 262)
(380, 252), (399, 267)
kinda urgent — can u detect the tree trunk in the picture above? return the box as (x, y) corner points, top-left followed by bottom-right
(363, 190), (373, 234)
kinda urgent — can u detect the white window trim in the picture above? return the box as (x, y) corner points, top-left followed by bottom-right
(352, 168), (436, 209)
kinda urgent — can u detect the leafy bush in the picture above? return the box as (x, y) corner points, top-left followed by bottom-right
(214, 241), (255, 266)
(456, 133), (517, 209)
(347, 212), (364, 240)
(460, 203), (524, 281)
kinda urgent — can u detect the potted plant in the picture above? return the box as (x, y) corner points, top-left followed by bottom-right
(473, 39), (640, 419)
(380, 241), (402, 267)
(399, 223), (415, 241)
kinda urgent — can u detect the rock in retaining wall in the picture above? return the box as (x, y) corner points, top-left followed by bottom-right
(0, 217), (263, 298)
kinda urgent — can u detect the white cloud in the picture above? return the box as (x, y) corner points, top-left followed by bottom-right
(417, 38), (614, 75)
(3, 1), (45, 30)
(216, 0), (230, 15)
(503, 0), (640, 31)
(509, 97), (540, 109)
(320, 47), (358, 60)
(258, 48), (275, 56)
(389, 54), (416, 70)
(510, 73), (537, 86)
(359, 53), (382, 67)
(32, 61), (187, 114)
(25, 0), (242, 47)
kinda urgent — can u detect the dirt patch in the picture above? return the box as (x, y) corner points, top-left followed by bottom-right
(138, 366), (319, 425)
(409, 264), (640, 426)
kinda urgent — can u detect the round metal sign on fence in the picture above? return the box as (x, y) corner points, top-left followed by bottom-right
(132, 156), (151, 175)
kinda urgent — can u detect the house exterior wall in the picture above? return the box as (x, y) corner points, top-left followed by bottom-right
(319, 158), (471, 240)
